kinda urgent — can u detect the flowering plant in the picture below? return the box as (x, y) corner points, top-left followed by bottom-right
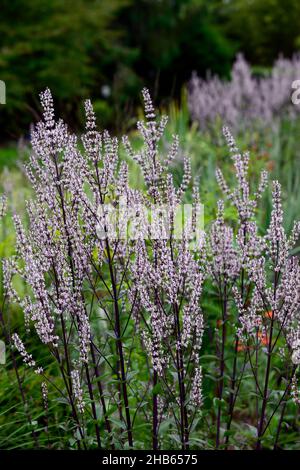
(188, 54), (300, 133)
(1, 89), (300, 450)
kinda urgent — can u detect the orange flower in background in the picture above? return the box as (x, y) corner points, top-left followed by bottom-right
(237, 341), (246, 352)
(264, 310), (274, 320)
(258, 331), (269, 346)
(236, 341), (252, 352)
(236, 329), (269, 352)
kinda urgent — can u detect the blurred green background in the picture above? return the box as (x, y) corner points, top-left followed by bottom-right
(2, 0), (300, 141)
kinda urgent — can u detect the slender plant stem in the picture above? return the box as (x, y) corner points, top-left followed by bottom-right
(85, 363), (102, 449)
(174, 303), (189, 450)
(152, 370), (159, 450)
(106, 239), (133, 448)
(90, 343), (115, 449)
(216, 284), (227, 449)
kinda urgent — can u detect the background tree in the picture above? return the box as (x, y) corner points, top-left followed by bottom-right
(224, 0), (300, 65)
(0, 0), (129, 139)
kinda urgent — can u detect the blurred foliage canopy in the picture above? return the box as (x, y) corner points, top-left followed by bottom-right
(0, 0), (131, 137)
(224, 0), (300, 65)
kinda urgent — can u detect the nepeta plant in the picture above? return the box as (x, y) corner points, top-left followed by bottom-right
(125, 91), (205, 448)
(189, 54), (300, 133)
(1, 88), (300, 450)
(234, 179), (300, 449)
(4, 88), (205, 450)
(209, 128), (300, 449)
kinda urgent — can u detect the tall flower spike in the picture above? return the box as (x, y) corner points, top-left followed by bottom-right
(216, 126), (268, 224)
(39, 88), (55, 129)
(266, 181), (287, 271)
(0, 195), (7, 218)
(190, 367), (203, 407)
(71, 370), (85, 414)
(82, 99), (102, 162)
(209, 200), (240, 280)
(12, 333), (36, 368)
(142, 87), (156, 120)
